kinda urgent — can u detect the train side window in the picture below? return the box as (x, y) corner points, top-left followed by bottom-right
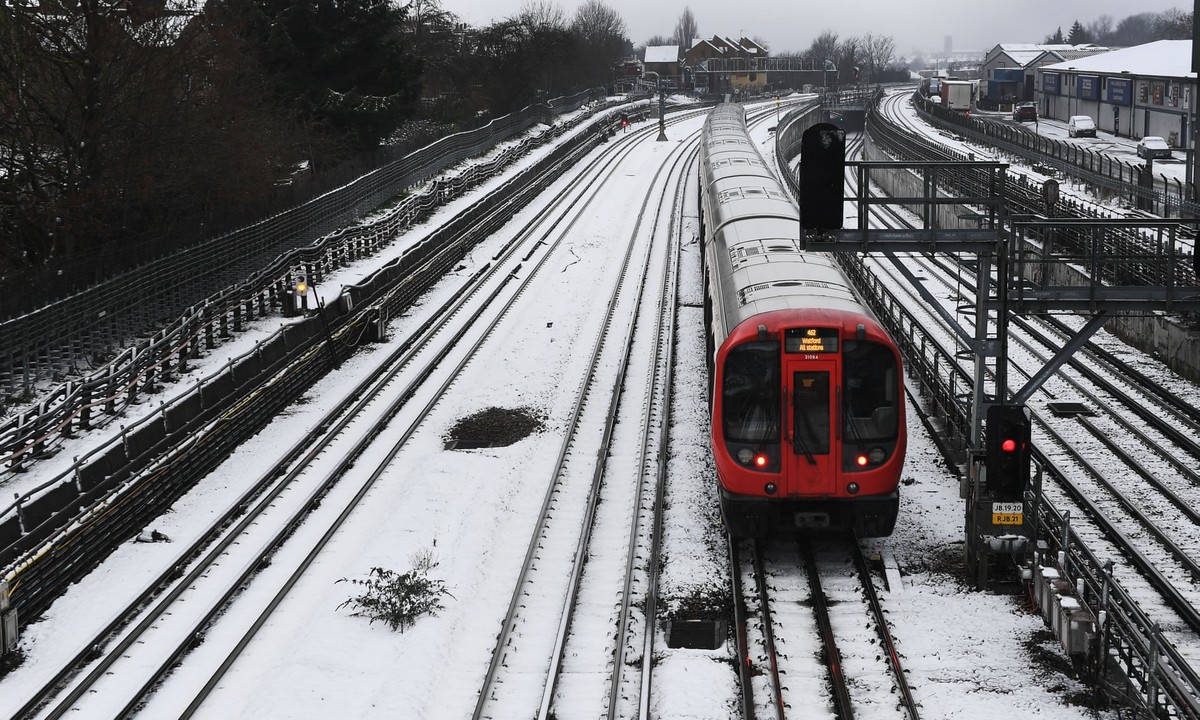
(842, 341), (899, 439)
(722, 341), (781, 443)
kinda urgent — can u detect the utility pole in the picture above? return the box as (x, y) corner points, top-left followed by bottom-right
(657, 76), (667, 142)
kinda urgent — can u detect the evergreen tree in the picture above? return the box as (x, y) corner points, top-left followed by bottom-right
(1044, 26), (1065, 44)
(220, 0), (423, 151)
(1067, 20), (1090, 44)
(672, 8), (697, 48)
(0, 0), (308, 271)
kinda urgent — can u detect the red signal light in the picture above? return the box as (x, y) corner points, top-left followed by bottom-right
(1001, 438), (1017, 453)
(856, 454), (869, 467)
(754, 453), (768, 468)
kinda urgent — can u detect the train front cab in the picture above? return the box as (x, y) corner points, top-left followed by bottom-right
(715, 320), (905, 538)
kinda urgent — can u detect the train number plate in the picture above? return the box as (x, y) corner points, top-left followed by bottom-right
(991, 502), (1024, 525)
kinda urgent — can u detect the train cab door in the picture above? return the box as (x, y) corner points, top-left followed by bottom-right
(784, 358), (838, 496)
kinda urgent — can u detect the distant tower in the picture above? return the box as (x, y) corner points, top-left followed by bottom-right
(944, 35), (953, 55)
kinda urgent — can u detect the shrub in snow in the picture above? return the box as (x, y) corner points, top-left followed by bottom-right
(337, 551), (453, 632)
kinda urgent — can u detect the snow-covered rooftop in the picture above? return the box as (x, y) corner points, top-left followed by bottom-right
(1042, 39), (1195, 79)
(992, 43), (1106, 68)
(644, 45), (679, 64)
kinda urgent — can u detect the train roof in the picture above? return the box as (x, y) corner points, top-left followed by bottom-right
(701, 150), (777, 186)
(721, 237), (864, 320)
(700, 102), (876, 334)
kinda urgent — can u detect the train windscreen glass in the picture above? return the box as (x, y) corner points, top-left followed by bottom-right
(842, 341), (899, 440)
(792, 371), (830, 454)
(722, 341), (780, 443)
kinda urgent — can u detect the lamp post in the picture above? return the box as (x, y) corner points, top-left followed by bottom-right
(1068, 67), (1075, 121)
(657, 75), (667, 142)
(295, 280), (340, 370)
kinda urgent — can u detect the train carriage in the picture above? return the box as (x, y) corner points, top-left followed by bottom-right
(699, 104), (906, 538)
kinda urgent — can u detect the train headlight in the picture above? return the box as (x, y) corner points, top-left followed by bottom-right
(868, 447), (887, 463)
(737, 449), (754, 465)
(765, 482), (777, 495)
(855, 454), (869, 467)
(847, 482), (860, 494)
(754, 453), (769, 468)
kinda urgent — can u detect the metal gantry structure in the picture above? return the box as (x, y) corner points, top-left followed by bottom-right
(796, 153), (1200, 586)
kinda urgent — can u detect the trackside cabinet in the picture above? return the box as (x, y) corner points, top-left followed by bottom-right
(1, 580), (16, 657)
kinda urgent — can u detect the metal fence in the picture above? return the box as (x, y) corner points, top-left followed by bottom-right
(0, 99), (644, 638)
(917, 92), (1198, 218)
(0, 90), (604, 401)
(0, 90), (625, 473)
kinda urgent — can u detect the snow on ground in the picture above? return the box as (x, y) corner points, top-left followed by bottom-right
(0, 97), (1138, 719)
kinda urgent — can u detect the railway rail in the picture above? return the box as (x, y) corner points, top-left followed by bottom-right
(732, 535), (919, 720)
(471, 114), (691, 719)
(5, 102), (715, 720)
(850, 100), (1200, 716)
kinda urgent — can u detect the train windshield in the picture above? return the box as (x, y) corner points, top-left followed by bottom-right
(722, 341), (781, 443)
(842, 341), (900, 440)
(792, 371), (831, 454)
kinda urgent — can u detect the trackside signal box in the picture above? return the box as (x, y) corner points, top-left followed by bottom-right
(966, 404), (1036, 589)
(985, 404), (1032, 502)
(799, 123), (846, 231)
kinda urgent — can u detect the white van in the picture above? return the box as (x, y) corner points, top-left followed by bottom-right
(1067, 116), (1096, 138)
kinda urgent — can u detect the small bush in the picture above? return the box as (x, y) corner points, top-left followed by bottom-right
(337, 550), (453, 632)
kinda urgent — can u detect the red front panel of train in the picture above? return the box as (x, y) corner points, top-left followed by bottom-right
(784, 359), (838, 497)
(712, 315), (905, 505)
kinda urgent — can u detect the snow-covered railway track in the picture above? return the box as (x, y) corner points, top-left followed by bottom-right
(471, 122), (694, 720)
(10, 107), (678, 720)
(734, 536), (918, 720)
(855, 209), (1200, 680)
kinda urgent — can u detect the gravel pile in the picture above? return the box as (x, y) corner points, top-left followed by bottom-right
(445, 406), (545, 449)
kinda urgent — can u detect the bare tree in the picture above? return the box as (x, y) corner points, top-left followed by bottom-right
(405, 0), (460, 56)
(571, 0), (628, 85)
(518, 0), (568, 31)
(573, 0), (626, 45)
(672, 7), (698, 48)
(806, 29), (839, 65)
(1113, 13), (1155, 45)
(863, 33), (896, 79)
(1154, 7), (1192, 39)
(1086, 15), (1114, 44)
(838, 36), (863, 83)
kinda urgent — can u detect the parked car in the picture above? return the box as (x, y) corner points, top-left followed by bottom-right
(1137, 136), (1172, 159)
(1067, 115), (1096, 138)
(1012, 103), (1037, 122)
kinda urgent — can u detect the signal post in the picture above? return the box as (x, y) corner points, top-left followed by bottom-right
(965, 404), (1035, 590)
(787, 112), (1200, 593)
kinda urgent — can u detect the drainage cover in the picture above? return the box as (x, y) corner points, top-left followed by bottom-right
(1046, 402), (1094, 418)
(665, 619), (726, 650)
(445, 407), (544, 450)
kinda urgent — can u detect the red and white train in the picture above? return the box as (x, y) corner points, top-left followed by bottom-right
(699, 103), (906, 538)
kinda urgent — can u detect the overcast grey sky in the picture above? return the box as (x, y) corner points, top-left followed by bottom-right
(440, 0), (1191, 56)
